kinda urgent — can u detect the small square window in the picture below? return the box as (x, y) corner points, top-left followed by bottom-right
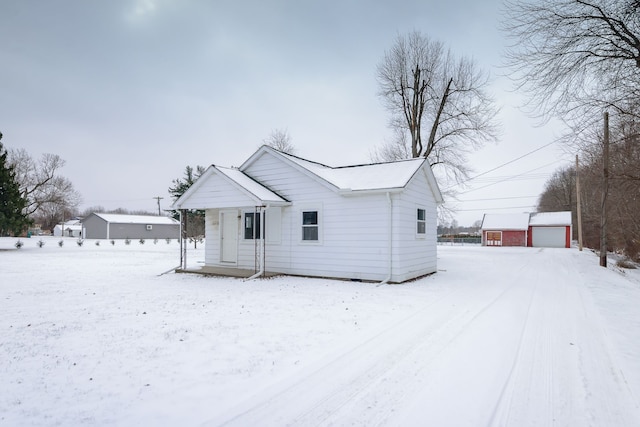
(146, 224), (153, 230)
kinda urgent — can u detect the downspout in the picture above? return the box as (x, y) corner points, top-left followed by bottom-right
(379, 192), (393, 285)
(246, 206), (266, 280)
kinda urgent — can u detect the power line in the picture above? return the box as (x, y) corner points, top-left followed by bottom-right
(444, 139), (558, 191)
(458, 160), (562, 194)
(455, 204), (537, 212)
(457, 195), (539, 202)
(470, 172), (550, 183)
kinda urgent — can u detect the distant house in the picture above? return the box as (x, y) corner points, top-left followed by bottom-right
(53, 218), (83, 237)
(481, 211), (572, 248)
(172, 145), (444, 283)
(81, 213), (180, 240)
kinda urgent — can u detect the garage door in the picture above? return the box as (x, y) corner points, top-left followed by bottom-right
(531, 226), (566, 248)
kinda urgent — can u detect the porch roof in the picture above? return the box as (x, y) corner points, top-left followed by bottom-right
(172, 165), (289, 210)
(216, 166), (288, 204)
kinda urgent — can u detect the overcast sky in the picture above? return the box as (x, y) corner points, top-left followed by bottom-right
(1, 0), (571, 226)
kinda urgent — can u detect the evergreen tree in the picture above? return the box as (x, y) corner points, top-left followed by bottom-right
(169, 165), (206, 245)
(0, 132), (30, 236)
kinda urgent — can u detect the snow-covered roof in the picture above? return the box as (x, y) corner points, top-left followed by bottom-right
(57, 224), (82, 231)
(481, 213), (530, 230)
(56, 219), (81, 227)
(529, 211), (572, 226)
(215, 166), (288, 203)
(481, 211), (572, 230)
(174, 145), (443, 209)
(239, 146), (442, 202)
(89, 213), (178, 225)
(278, 151), (427, 191)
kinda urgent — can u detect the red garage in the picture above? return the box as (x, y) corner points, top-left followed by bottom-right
(527, 211), (572, 248)
(481, 213), (530, 247)
(481, 211), (572, 248)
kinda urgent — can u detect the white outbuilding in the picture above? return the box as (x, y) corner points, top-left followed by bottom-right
(172, 145), (443, 283)
(53, 219), (83, 237)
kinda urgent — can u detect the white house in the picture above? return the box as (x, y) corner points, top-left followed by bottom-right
(53, 219), (83, 237)
(172, 146), (443, 283)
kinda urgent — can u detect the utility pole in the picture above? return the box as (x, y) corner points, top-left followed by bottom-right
(600, 112), (609, 267)
(153, 196), (163, 216)
(575, 155), (583, 251)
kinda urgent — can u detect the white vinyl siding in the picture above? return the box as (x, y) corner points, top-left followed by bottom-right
(265, 207), (282, 244)
(393, 170), (438, 282)
(177, 170), (257, 210)
(242, 152), (390, 280)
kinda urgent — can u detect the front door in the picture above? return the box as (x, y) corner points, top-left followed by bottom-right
(220, 210), (238, 263)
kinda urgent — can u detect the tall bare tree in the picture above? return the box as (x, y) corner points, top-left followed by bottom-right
(503, 0), (640, 125)
(263, 128), (296, 155)
(8, 148), (81, 219)
(376, 31), (499, 182)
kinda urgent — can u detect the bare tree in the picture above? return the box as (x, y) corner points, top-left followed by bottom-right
(376, 31), (499, 181)
(370, 129), (411, 163)
(503, 0), (640, 124)
(538, 113), (640, 259)
(8, 148), (82, 219)
(537, 167), (575, 213)
(263, 128), (296, 154)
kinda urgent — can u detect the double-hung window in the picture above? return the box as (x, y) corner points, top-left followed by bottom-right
(244, 212), (262, 239)
(302, 210), (319, 241)
(417, 208), (426, 235)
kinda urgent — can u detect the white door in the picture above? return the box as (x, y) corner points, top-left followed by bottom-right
(532, 226), (565, 248)
(220, 210), (238, 263)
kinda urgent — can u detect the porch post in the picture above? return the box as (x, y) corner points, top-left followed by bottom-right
(181, 209), (188, 269)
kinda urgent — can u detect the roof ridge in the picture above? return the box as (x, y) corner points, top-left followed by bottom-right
(333, 157), (425, 170)
(269, 145), (424, 170)
(269, 146), (332, 168)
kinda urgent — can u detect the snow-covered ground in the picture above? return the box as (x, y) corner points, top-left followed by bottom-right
(1, 237), (639, 426)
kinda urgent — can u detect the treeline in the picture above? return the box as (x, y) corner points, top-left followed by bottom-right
(538, 113), (640, 260)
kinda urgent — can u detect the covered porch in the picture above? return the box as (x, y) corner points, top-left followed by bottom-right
(175, 265), (281, 279)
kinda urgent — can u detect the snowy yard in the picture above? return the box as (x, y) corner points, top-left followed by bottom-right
(1, 237), (640, 426)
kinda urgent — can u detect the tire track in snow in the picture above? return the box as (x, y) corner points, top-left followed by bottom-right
(206, 256), (537, 426)
(487, 249), (640, 427)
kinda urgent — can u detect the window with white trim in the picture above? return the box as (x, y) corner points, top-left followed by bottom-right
(417, 208), (426, 235)
(302, 210), (319, 241)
